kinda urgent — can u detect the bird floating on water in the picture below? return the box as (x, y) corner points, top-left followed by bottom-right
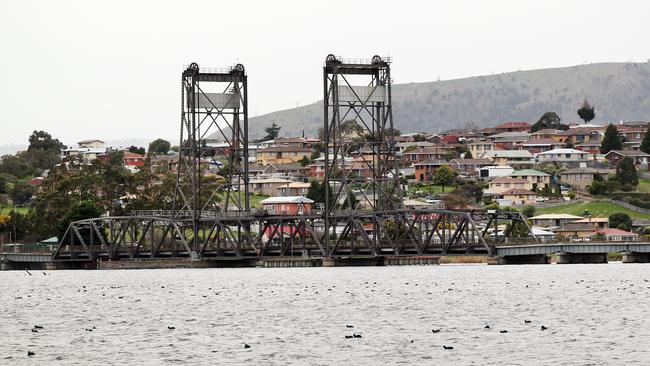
(27, 351), (35, 357)
(443, 345), (454, 350)
(431, 329), (440, 333)
(541, 325), (548, 331)
(500, 330), (508, 333)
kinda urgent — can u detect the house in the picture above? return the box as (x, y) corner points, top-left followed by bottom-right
(403, 147), (448, 163)
(467, 140), (495, 158)
(498, 188), (536, 206)
(485, 177), (533, 196)
(531, 226), (556, 243)
(414, 159), (447, 182)
(270, 163), (308, 179)
(489, 131), (531, 149)
(572, 217), (609, 230)
(530, 129), (562, 140)
(259, 196), (314, 215)
(480, 150), (533, 167)
(604, 150), (650, 167)
(553, 222), (599, 240)
(517, 138), (565, 154)
(478, 165), (515, 179)
(449, 158), (492, 176)
(396, 141), (435, 153)
(592, 228), (638, 242)
(277, 181), (311, 197)
(535, 148), (590, 165)
(257, 146), (312, 165)
(77, 139), (105, 148)
(123, 152), (146, 167)
(559, 167), (609, 191)
(574, 141), (601, 155)
(510, 169), (551, 190)
(249, 178), (294, 196)
(150, 155), (179, 174)
(557, 127), (603, 144)
(528, 213), (584, 228)
(493, 121), (531, 133)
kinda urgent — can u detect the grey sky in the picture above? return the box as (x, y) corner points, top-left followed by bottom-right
(1, 0), (648, 146)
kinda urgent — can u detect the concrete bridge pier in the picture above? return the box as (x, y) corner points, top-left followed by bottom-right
(622, 251), (650, 263)
(555, 252), (608, 264)
(488, 255), (549, 265)
(0, 261), (13, 271)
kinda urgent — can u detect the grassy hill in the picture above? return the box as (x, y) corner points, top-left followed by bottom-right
(249, 62), (650, 138)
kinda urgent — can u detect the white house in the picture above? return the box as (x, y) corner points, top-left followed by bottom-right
(535, 148), (590, 163)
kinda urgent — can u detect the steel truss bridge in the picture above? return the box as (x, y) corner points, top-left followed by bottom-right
(53, 209), (530, 262)
(54, 55), (534, 264)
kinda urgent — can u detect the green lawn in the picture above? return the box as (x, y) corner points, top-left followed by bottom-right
(637, 178), (650, 193)
(0, 207), (29, 215)
(219, 192), (269, 209)
(408, 184), (446, 194)
(536, 200), (650, 219)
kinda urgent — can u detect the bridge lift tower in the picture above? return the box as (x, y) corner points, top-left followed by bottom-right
(322, 55), (404, 256)
(174, 62), (250, 258)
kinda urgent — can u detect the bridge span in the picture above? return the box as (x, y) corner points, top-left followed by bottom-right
(493, 242), (650, 264)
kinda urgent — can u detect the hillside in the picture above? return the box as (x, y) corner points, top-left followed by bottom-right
(249, 62), (650, 138)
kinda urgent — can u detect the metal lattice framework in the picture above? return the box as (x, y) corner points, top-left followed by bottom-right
(174, 63), (249, 257)
(53, 57), (537, 264)
(322, 54), (404, 254)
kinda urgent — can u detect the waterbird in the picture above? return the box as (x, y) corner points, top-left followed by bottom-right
(85, 328), (93, 332)
(167, 326), (175, 330)
(27, 351), (35, 357)
(33, 325), (43, 329)
(500, 330), (508, 333)
(484, 325), (490, 329)
(346, 325), (354, 328)
(524, 320), (531, 324)
(345, 335), (353, 339)
(541, 326), (548, 331)
(353, 334), (362, 338)
(443, 345), (454, 350)
(244, 344), (251, 349)
(31, 328), (38, 333)
(431, 329), (440, 333)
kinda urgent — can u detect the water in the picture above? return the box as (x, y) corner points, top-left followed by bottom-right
(1, 264), (649, 365)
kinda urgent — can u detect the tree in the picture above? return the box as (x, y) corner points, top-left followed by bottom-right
(28, 130), (65, 152)
(10, 182), (35, 205)
(529, 112), (568, 132)
(299, 155), (311, 167)
(128, 146), (146, 155)
(640, 126), (650, 154)
(577, 99), (595, 124)
(56, 200), (103, 242)
(0, 173), (16, 194)
(463, 149), (473, 159)
(522, 205), (536, 218)
(306, 181), (332, 206)
(261, 122), (281, 141)
(148, 139), (171, 155)
(616, 156), (638, 189)
(600, 124), (623, 154)
(107, 150), (124, 166)
(339, 120), (364, 139)
(0, 155), (33, 178)
(432, 165), (456, 192)
(609, 212), (632, 231)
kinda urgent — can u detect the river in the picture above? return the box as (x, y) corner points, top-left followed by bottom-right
(1, 264), (649, 365)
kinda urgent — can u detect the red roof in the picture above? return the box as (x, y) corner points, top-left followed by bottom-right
(494, 122), (531, 129)
(440, 135), (459, 143)
(596, 228), (638, 236)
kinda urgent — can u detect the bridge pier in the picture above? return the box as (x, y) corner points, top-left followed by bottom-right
(0, 261), (13, 270)
(488, 255), (549, 265)
(622, 251), (650, 263)
(555, 252), (608, 264)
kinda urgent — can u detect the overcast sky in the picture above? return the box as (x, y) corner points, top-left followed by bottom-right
(1, 0), (649, 146)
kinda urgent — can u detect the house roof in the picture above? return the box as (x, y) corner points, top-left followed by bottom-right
(494, 121), (531, 129)
(511, 169), (550, 177)
(77, 139), (104, 144)
(259, 146), (312, 153)
(573, 217), (609, 223)
(520, 138), (561, 146)
(529, 214), (583, 220)
(450, 158), (492, 165)
(491, 131), (531, 139)
(259, 196), (314, 204)
(482, 150), (533, 158)
(560, 167), (600, 175)
(604, 150), (650, 158)
(500, 188), (536, 195)
(594, 228), (638, 236)
(535, 148), (587, 155)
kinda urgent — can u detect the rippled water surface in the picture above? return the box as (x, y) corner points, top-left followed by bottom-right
(1, 264), (650, 365)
